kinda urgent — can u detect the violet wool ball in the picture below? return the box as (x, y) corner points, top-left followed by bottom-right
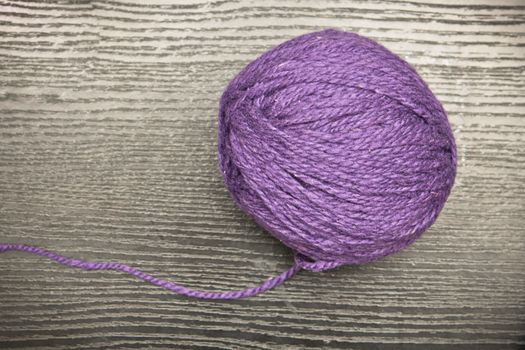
(218, 29), (457, 272)
(0, 29), (458, 300)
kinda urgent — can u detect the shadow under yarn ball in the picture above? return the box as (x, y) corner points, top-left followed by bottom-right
(218, 29), (457, 272)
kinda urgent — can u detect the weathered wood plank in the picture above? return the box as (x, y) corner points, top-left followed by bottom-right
(0, 0), (524, 349)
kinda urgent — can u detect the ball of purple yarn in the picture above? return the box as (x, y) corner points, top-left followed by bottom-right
(218, 29), (456, 272)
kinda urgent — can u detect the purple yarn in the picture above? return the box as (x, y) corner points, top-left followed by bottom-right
(218, 29), (456, 271)
(0, 244), (301, 299)
(0, 29), (456, 299)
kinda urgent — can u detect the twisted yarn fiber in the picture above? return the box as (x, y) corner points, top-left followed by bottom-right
(218, 29), (456, 272)
(0, 29), (456, 299)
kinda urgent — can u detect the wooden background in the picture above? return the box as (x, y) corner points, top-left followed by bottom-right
(0, 0), (524, 349)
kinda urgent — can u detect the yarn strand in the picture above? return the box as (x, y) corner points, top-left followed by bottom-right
(0, 243), (302, 299)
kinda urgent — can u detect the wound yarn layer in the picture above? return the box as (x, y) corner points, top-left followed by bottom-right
(218, 29), (456, 272)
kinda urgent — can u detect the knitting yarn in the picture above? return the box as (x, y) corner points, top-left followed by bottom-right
(218, 29), (456, 273)
(0, 29), (456, 299)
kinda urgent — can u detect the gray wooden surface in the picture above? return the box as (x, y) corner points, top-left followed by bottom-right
(1, 0), (524, 349)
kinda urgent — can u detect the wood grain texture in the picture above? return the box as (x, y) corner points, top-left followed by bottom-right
(0, 0), (524, 349)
